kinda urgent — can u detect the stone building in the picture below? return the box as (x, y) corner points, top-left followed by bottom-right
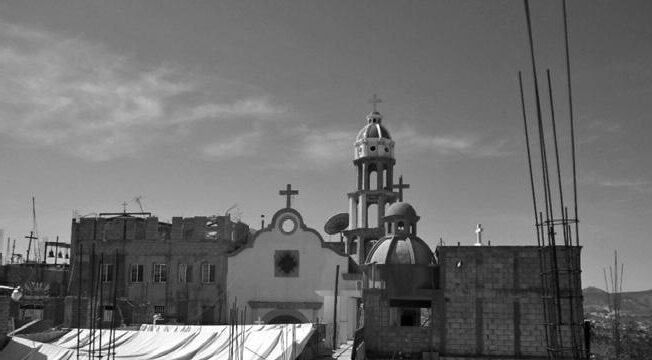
(64, 212), (252, 327)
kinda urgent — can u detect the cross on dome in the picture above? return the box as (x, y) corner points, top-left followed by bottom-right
(368, 94), (382, 112)
(279, 184), (299, 208)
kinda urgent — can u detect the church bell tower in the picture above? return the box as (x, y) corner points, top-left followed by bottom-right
(344, 95), (399, 263)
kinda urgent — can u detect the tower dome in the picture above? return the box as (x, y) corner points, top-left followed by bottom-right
(384, 202), (419, 223)
(364, 201), (434, 265)
(354, 111), (395, 160)
(356, 112), (392, 141)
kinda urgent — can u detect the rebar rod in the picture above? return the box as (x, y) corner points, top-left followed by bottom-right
(519, 71), (541, 247)
(546, 69), (568, 246)
(562, 0), (580, 247)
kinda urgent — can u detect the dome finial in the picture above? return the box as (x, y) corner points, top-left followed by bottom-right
(368, 94), (382, 113)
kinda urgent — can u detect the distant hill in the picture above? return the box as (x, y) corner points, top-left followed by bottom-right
(583, 286), (652, 322)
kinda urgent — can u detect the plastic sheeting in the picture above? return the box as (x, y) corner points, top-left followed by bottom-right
(0, 323), (315, 360)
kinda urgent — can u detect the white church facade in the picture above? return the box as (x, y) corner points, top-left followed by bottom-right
(226, 201), (359, 347)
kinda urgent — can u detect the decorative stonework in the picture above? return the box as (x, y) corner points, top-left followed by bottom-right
(278, 215), (298, 235)
(274, 250), (299, 277)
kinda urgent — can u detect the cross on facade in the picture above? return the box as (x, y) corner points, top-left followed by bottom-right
(392, 175), (410, 201)
(368, 94), (382, 112)
(279, 184), (299, 208)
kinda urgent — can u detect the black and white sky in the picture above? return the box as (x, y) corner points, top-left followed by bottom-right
(0, 0), (650, 291)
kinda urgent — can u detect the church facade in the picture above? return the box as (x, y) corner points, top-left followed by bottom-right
(226, 201), (359, 347)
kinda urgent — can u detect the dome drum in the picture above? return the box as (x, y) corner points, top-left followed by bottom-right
(354, 138), (394, 160)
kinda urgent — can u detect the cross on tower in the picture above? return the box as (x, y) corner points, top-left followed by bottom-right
(368, 94), (382, 112)
(392, 175), (410, 201)
(279, 184), (299, 208)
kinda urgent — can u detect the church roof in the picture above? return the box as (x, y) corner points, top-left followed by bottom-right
(365, 235), (434, 265)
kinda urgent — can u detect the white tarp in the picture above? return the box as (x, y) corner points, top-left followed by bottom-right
(0, 323), (315, 360)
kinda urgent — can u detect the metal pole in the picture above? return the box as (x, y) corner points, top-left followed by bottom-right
(110, 249), (119, 360)
(562, 0), (580, 247)
(77, 242), (82, 360)
(332, 265), (340, 350)
(98, 253), (104, 359)
(518, 71), (541, 247)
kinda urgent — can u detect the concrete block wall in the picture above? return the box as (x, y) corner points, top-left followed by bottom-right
(438, 246), (583, 359)
(363, 290), (437, 357)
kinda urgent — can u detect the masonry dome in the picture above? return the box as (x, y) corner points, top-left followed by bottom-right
(365, 235), (434, 265)
(355, 112), (392, 141)
(384, 202), (418, 222)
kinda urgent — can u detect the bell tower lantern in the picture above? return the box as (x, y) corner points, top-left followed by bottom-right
(344, 95), (399, 263)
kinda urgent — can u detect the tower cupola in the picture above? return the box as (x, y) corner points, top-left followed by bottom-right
(354, 111), (395, 160)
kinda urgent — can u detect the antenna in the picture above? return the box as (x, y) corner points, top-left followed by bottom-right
(133, 196), (146, 213)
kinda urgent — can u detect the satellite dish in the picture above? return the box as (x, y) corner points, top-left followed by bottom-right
(324, 213), (349, 235)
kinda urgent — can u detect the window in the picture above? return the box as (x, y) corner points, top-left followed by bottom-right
(178, 264), (192, 283)
(201, 263), (215, 283)
(130, 264), (144, 283)
(153, 263), (167, 283)
(154, 305), (165, 314)
(389, 300), (432, 328)
(103, 306), (114, 322)
(101, 264), (114, 282)
(274, 250), (299, 277)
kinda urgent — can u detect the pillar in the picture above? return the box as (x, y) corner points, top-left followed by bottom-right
(359, 196), (367, 228)
(376, 162), (383, 190)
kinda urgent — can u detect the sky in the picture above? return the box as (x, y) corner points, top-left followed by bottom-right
(0, 0), (650, 291)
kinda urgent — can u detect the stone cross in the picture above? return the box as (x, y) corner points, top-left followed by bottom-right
(254, 317), (265, 325)
(475, 224), (483, 246)
(279, 184), (299, 208)
(392, 175), (410, 202)
(368, 94), (382, 112)
(121, 201), (129, 213)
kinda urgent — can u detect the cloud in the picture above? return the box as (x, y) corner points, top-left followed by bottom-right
(201, 128), (263, 161)
(301, 130), (353, 164)
(0, 21), (284, 161)
(393, 126), (511, 158)
(583, 174), (652, 194)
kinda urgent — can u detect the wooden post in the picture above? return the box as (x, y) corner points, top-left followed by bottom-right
(332, 265), (340, 350)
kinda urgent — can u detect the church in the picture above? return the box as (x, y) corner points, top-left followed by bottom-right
(56, 96), (586, 360)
